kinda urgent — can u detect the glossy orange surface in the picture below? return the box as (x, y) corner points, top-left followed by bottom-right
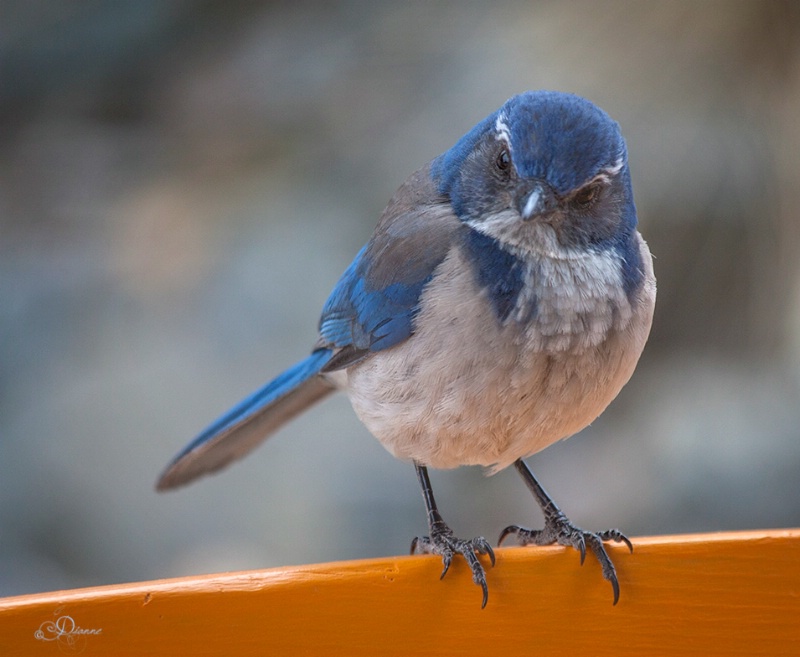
(1, 530), (798, 656)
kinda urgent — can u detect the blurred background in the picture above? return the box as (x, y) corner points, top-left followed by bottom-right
(2, 1), (800, 596)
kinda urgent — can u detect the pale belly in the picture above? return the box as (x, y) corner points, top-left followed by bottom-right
(340, 244), (656, 473)
(344, 321), (646, 472)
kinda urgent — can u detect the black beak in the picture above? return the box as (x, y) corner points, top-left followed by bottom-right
(518, 181), (557, 220)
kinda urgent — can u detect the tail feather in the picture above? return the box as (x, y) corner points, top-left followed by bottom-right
(157, 349), (335, 490)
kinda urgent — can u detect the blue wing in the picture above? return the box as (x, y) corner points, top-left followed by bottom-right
(317, 245), (433, 369)
(317, 164), (460, 370)
(157, 163), (460, 489)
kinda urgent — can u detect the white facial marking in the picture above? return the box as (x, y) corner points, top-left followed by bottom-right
(495, 113), (511, 146)
(592, 155), (625, 184)
(605, 155), (625, 176)
(466, 209), (575, 260)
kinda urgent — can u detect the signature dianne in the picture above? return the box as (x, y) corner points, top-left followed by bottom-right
(34, 614), (102, 652)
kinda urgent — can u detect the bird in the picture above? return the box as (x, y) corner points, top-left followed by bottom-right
(157, 90), (656, 608)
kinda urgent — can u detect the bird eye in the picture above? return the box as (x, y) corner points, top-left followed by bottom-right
(573, 183), (601, 209)
(495, 148), (511, 173)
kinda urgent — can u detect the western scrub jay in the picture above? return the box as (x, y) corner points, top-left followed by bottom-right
(157, 90), (656, 608)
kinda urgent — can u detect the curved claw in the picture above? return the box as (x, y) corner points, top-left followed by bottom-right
(611, 574), (621, 605)
(599, 528), (634, 553)
(585, 535), (622, 605)
(484, 542), (497, 568)
(439, 553), (452, 580)
(498, 524), (519, 546)
(461, 547), (491, 608)
(575, 534), (587, 565)
(412, 530), (494, 608)
(473, 537), (497, 567)
(502, 516), (631, 605)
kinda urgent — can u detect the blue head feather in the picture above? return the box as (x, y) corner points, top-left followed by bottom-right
(501, 91), (625, 194)
(431, 91), (643, 299)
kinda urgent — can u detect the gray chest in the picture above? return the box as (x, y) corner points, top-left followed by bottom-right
(511, 248), (633, 353)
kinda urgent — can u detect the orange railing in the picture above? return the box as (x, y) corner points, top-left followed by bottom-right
(1, 529), (797, 655)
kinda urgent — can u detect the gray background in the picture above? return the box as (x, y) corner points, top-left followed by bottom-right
(2, 1), (800, 596)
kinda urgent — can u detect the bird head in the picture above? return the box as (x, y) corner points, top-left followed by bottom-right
(431, 91), (638, 261)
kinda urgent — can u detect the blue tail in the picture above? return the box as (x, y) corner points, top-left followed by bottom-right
(157, 349), (335, 490)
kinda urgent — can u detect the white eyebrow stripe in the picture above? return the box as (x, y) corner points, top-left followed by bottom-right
(589, 156), (626, 185)
(495, 113), (511, 145)
(601, 155), (625, 177)
(591, 173), (614, 185)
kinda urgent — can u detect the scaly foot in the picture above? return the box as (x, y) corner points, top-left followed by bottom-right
(499, 510), (632, 604)
(412, 520), (496, 608)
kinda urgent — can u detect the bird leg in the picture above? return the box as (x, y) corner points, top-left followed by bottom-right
(410, 462), (496, 608)
(499, 458), (632, 604)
